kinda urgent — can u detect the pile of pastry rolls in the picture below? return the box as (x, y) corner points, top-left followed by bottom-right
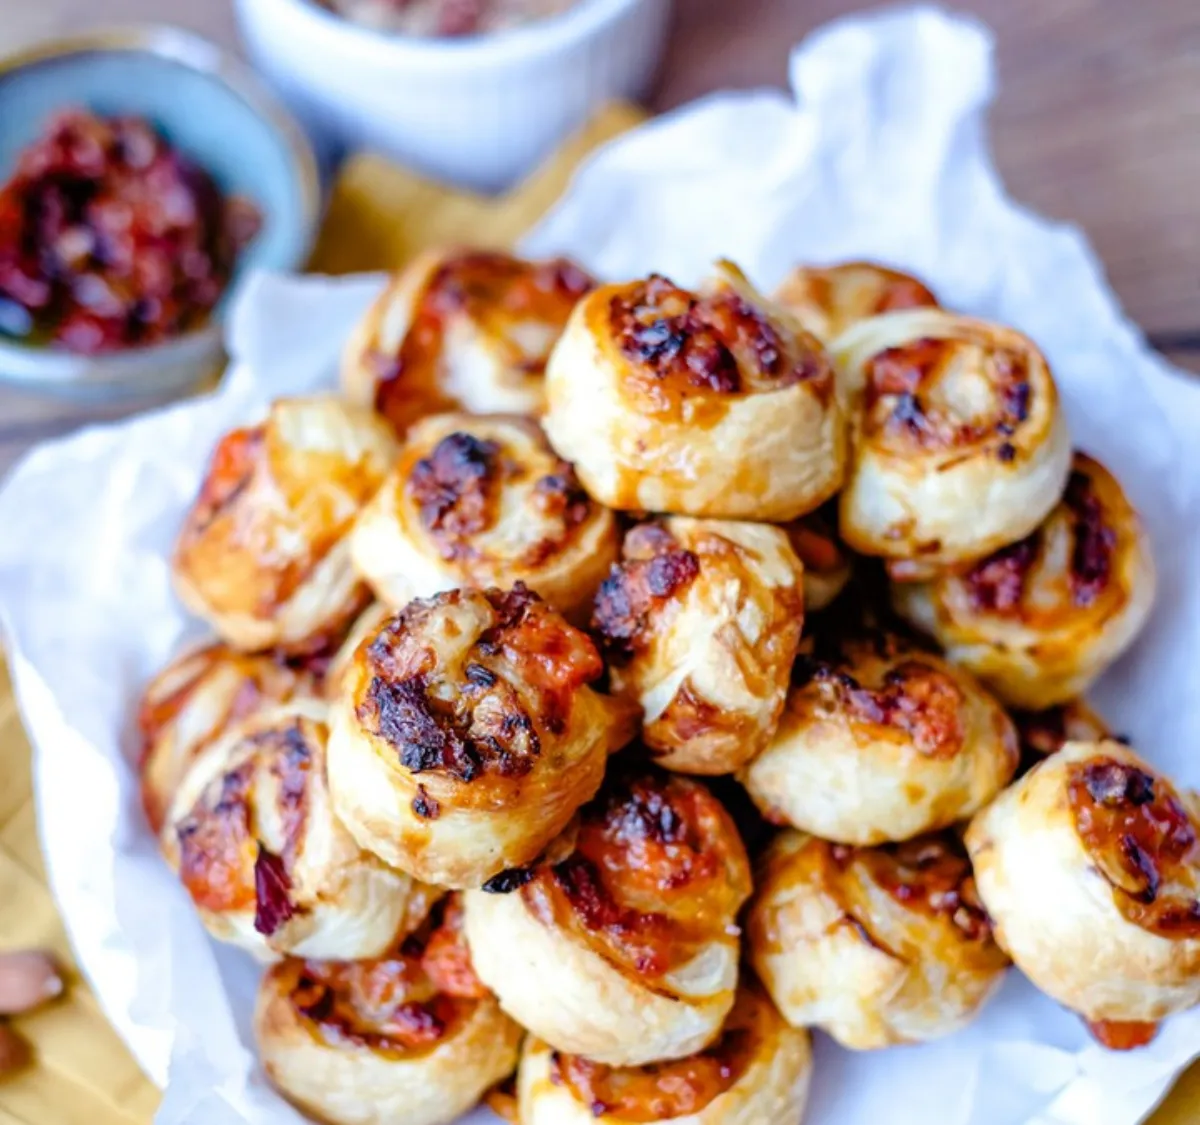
(139, 247), (1197, 1125)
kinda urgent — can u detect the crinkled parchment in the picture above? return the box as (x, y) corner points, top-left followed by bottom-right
(1, 8), (1198, 1125)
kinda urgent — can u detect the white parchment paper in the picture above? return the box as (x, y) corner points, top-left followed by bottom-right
(1, 7), (1199, 1124)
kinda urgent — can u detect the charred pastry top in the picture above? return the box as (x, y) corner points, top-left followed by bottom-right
(1068, 757), (1200, 938)
(401, 419), (595, 565)
(548, 985), (769, 1120)
(354, 585), (604, 785)
(960, 454), (1122, 616)
(524, 770), (751, 979)
(592, 522), (701, 663)
(862, 335), (1034, 459)
(845, 834), (996, 944)
(137, 644), (311, 833)
(175, 715), (318, 937)
(791, 635), (969, 760)
(275, 896), (488, 1057)
(606, 272), (834, 419)
(372, 251), (594, 431)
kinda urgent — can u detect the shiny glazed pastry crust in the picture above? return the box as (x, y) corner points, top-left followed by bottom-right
(739, 630), (1018, 844)
(350, 413), (618, 621)
(516, 983), (812, 1125)
(965, 740), (1200, 1026)
(774, 261), (939, 344)
(892, 453), (1157, 709)
(748, 830), (1008, 1048)
(172, 396), (398, 654)
(162, 699), (437, 960)
(833, 309), (1072, 565)
(341, 248), (594, 435)
(326, 585), (625, 888)
(137, 642), (316, 835)
(255, 897), (522, 1125)
(592, 517), (805, 775)
(543, 262), (847, 521)
(463, 769), (753, 1066)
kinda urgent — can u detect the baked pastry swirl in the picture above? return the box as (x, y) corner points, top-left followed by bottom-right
(517, 981), (812, 1125)
(351, 413), (618, 621)
(172, 396), (398, 654)
(163, 699), (437, 960)
(327, 584), (625, 888)
(833, 310), (1072, 566)
(748, 830), (1008, 1048)
(774, 261), (939, 344)
(255, 895), (522, 1125)
(592, 517), (805, 775)
(892, 452), (1156, 709)
(782, 507), (853, 612)
(739, 630), (1018, 844)
(543, 262), (846, 521)
(341, 248), (594, 434)
(1011, 697), (1111, 777)
(463, 768), (753, 1066)
(137, 642), (315, 835)
(966, 741), (1200, 1047)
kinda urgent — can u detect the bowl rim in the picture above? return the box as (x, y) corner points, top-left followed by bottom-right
(240, 0), (659, 70)
(0, 24), (321, 380)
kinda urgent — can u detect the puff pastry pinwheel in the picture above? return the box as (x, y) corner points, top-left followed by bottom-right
(172, 396), (398, 655)
(517, 981), (812, 1125)
(774, 261), (939, 344)
(137, 642), (315, 835)
(832, 309), (1072, 566)
(341, 248), (594, 435)
(592, 517), (805, 775)
(327, 584), (625, 888)
(966, 740), (1200, 1049)
(323, 602), (391, 703)
(255, 895), (523, 1125)
(163, 699), (437, 960)
(350, 413), (618, 621)
(543, 261), (846, 521)
(463, 768), (753, 1066)
(1011, 697), (1111, 777)
(782, 507), (853, 612)
(748, 830), (1008, 1048)
(739, 630), (1018, 844)
(892, 453), (1156, 709)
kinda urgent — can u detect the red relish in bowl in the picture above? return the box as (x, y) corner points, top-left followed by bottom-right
(0, 109), (262, 355)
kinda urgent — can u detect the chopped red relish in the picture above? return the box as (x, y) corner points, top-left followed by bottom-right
(0, 109), (261, 354)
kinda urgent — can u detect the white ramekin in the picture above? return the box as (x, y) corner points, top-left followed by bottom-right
(233, 0), (672, 192)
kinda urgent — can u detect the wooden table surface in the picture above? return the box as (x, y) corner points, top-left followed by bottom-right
(1, 0), (1199, 478)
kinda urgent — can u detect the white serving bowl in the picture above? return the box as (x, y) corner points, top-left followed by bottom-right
(233, 0), (672, 191)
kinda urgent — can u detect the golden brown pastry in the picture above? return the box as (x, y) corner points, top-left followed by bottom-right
(543, 262), (846, 521)
(137, 642), (315, 835)
(782, 507), (853, 612)
(172, 396), (398, 655)
(517, 981), (812, 1124)
(1011, 697), (1111, 777)
(463, 768), (753, 1066)
(327, 584), (626, 888)
(832, 310), (1072, 567)
(163, 699), (437, 960)
(748, 830), (1008, 1048)
(350, 413), (618, 621)
(256, 896), (522, 1125)
(966, 741), (1200, 1048)
(739, 630), (1018, 844)
(323, 602), (391, 704)
(592, 517), (804, 775)
(774, 261), (939, 344)
(341, 248), (594, 435)
(892, 453), (1156, 709)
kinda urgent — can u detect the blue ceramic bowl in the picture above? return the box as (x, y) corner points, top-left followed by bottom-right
(0, 27), (320, 399)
